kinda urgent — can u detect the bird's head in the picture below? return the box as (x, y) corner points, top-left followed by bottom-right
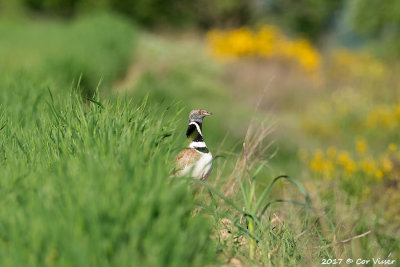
(189, 109), (212, 123)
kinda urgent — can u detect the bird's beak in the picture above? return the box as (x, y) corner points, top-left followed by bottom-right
(204, 111), (213, 116)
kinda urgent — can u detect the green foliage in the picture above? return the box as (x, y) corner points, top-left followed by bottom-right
(8, 0), (400, 53)
(19, 0), (194, 26)
(8, 0), (254, 29)
(257, 0), (344, 41)
(342, 0), (400, 57)
(0, 85), (216, 266)
(196, 174), (311, 262)
(2, 8), (399, 265)
(0, 15), (216, 266)
(0, 13), (135, 96)
(342, 0), (398, 37)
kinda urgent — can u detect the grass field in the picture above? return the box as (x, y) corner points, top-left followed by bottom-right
(1, 13), (399, 266)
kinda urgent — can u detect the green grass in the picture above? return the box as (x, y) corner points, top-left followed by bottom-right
(0, 13), (135, 96)
(1, 13), (399, 267)
(122, 31), (400, 266)
(0, 15), (216, 266)
(0, 90), (216, 266)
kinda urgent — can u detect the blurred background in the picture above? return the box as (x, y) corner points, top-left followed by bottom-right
(1, 0), (399, 265)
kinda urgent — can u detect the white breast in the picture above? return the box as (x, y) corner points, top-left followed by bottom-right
(180, 151), (213, 181)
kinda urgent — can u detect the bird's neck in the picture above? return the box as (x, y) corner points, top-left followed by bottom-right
(186, 121), (204, 142)
(187, 121), (209, 152)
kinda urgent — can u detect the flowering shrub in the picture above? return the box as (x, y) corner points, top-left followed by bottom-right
(296, 49), (400, 201)
(301, 141), (398, 182)
(366, 104), (400, 129)
(207, 26), (321, 72)
(300, 86), (400, 141)
(300, 89), (399, 188)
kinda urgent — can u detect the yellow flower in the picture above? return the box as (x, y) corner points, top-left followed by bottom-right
(206, 25), (321, 73)
(229, 27), (255, 56)
(388, 143), (397, 152)
(322, 160), (334, 178)
(376, 170), (384, 179)
(255, 25), (280, 57)
(309, 149), (334, 179)
(381, 156), (393, 172)
(337, 151), (356, 173)
(396, 105), (400, 121)
(310, 149), (324, 172)
(356, 137), (368, 156)
(360, 158), (377, 176)
(366, 105), (397, 129)
(346, 161), (356, 173)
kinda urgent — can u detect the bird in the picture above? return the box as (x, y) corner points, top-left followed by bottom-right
(173, 109), (213, 180)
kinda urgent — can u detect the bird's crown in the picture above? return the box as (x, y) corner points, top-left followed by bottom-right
(189, 109), (212, 122)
